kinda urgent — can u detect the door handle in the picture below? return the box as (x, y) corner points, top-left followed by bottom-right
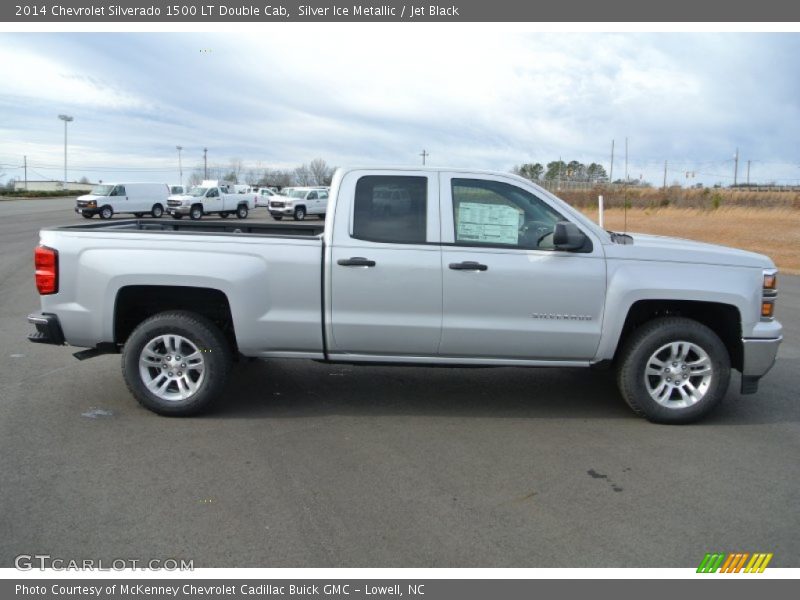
(449, 261), (488, 271)
(337, 257), (376, 267)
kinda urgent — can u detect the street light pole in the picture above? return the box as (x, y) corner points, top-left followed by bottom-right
(58, 114), (74, 188)
(176, 146), (183, 187)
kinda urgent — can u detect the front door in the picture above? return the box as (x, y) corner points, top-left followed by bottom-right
(328, 171), (442, 356)
(438, 173), (606, 360)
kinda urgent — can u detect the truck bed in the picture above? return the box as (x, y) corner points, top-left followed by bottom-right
(46, 219), (325, 238)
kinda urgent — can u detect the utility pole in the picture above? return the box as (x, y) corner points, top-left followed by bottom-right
(176, 146), (183, 187)
(746, 160), (751, 186)
(58, 114), (74, 188)
(733, 147), (739, 186)
(624, 137), (628, 184)
(663, 159), (668, 189)
(609, 139), (615, 184)
(557, 155), (562, 190)
(203, 147), (208, 179)
(420, 149), (429, 165)
(24, 155), (28, 190)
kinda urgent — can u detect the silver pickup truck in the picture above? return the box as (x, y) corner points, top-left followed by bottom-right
(27, 167), (782, 423)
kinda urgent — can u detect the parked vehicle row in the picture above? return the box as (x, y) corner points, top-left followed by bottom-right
(75, 181), (331, 222)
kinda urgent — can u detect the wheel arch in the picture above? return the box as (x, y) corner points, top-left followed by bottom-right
(114, 285), (237, 353)
(613, 299), (743, 371)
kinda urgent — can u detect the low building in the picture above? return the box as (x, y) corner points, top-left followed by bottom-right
(13, 180), (96, 193)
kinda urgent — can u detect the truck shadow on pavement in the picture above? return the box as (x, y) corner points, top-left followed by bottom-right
(204, 358), (788, 423)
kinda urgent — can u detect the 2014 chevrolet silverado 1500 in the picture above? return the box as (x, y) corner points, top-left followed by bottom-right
(27, 167), (782, 423)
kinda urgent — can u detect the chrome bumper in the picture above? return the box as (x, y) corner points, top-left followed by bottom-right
(740, 336), (782, 394)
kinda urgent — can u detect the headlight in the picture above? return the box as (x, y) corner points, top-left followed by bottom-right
(88, 200), (96, 208)
(761, 269), (777, 321)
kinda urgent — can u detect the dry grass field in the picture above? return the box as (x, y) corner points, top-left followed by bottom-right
(577, 206), (800, 274)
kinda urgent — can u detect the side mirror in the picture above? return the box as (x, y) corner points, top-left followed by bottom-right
(553, 221), (587, 251)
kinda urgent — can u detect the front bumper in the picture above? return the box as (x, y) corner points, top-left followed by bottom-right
(269, 207), (294, 216)
(27, 313), (65, 345)
(740, 336), (782, 393)
(167, 205), (191, 215)
(74, 206), (99, 216)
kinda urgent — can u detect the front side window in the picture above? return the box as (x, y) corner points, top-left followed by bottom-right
(112, 185), (126, 197)
(451, 178), (564, 250)
(353, 176), (427, 244)
(207, 188), (219, 197)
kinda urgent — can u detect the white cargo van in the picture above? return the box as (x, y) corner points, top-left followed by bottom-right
(75, 183), (170, 219)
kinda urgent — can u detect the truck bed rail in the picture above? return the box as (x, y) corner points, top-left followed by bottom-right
(45, 219), (325, 238)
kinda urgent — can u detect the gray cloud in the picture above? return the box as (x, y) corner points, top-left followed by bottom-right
(0, 32), (798, 186)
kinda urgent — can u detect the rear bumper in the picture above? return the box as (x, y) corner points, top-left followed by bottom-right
(740, 336), (782, 393)
(27, 312), (65, 345)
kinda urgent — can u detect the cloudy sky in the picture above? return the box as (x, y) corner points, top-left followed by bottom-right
(0, 31), (799, 186)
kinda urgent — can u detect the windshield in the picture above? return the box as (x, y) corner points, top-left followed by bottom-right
(286, 189), (308, 199)
(90, 184), (114, 196)
(188, 187), (208, 197)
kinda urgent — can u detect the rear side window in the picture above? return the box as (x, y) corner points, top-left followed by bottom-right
(353, 176), (427, 244)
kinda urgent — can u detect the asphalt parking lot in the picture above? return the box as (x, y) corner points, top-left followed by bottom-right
(1, 196), (798, 568)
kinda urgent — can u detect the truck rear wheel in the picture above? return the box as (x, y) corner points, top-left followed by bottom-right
(122, 311), (232, 416)
(151, 203), (164, 218)
(236, 205), (248, 219)
(190, 205), (203, 220)
(616, 317), (730, 424)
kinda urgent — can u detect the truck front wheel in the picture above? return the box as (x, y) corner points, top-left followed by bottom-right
(293, 207), (306, 220)
(616, 317), (730, 424)
(190, 205), (203, 220)
(122, 311), (232, 416)
(100, 206), (114, 219)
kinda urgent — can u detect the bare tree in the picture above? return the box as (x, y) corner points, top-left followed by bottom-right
(308, 158), (334, 186)
(186, 170), (204, 186)
(293, 164), (313, 186)
(259, 168), (294, 188)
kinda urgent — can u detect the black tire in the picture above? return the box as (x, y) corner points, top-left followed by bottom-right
(81, 213), (94, 219)
(273, 215), (283, 221)
(236, 204), (248, 219)
(171, 213), (183, 220)
(134, 212), (145, 218)
(616, 317), (730, 424)
(151, 204), (164, 218)
(121, 311), (232, 416)
(293, 207), (306, 221)
(219, 212), (229, 219)
(190, 204), (203, 220)
(100, 205), (114, 220)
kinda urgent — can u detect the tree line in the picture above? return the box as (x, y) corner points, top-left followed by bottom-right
(512, 160), (609, 183)
(187, 157), (335, 188)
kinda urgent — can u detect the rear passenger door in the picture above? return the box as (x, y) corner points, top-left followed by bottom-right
(328, 171), (442, 357)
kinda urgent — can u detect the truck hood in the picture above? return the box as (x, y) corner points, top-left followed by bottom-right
(607, 232), (774, 269)
(77, 194), (105, 201)
(168, 194), (193, 201)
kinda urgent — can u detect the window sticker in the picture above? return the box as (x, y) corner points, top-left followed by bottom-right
(456, 202), (520, 245)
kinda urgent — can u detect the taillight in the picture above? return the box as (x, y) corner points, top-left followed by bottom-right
(34, 245), (58, 295)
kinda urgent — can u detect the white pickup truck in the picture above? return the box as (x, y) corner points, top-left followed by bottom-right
(166, 180), (256, 220)
(27, 167), (782, 423)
